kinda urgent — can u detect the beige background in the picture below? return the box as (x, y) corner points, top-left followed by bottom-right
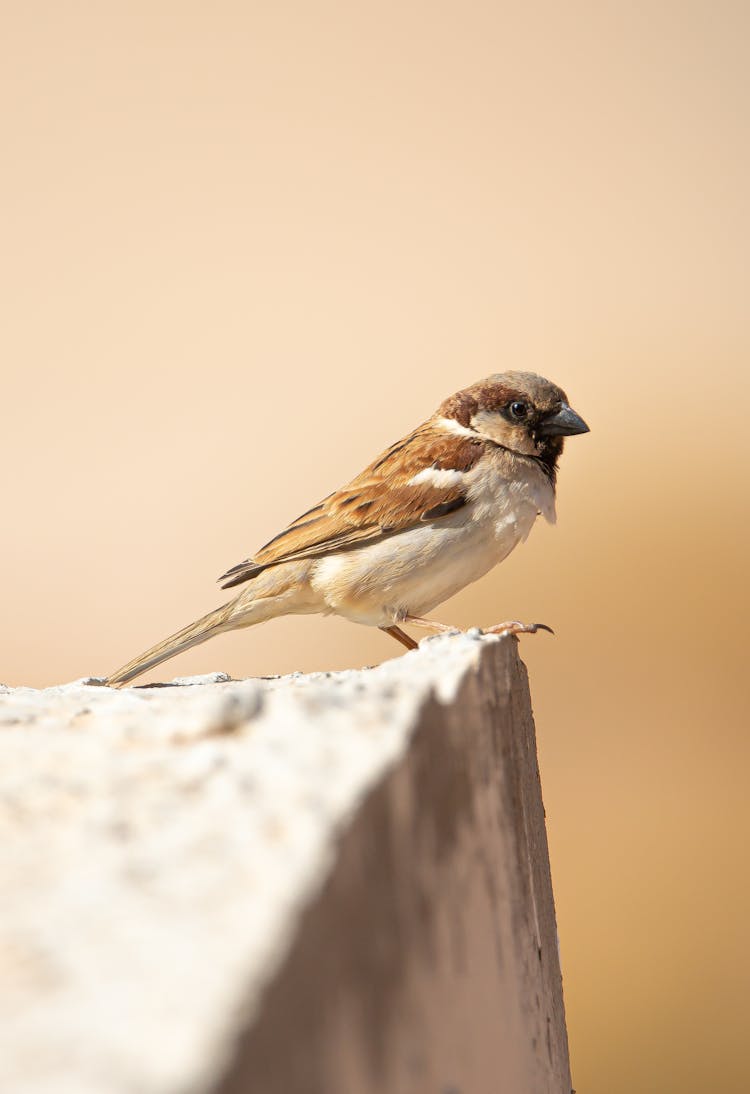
(2, 2), (749, 1090)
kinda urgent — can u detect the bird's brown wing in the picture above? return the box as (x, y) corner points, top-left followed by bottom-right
(218, 424), (485, 589)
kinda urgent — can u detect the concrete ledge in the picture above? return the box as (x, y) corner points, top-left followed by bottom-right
(0, 634), (570, 1094)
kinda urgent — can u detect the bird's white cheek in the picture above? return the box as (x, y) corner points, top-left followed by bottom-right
(435, 416), (476, 439)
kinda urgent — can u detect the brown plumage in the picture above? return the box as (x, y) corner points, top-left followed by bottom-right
(219, 427), (484, 589)
(107, 371), (588, 687)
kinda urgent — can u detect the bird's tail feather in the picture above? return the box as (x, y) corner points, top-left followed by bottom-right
(106, 601), (236, 688)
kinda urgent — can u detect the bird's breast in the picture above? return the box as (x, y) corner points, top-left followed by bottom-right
(310, 457), (554, 626)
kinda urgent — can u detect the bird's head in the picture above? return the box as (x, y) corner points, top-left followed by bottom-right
(437, 371), (589, 474)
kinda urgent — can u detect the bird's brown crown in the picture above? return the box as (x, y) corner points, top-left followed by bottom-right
(437, 371), (568, 426)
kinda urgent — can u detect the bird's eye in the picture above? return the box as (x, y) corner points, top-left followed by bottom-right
(509, 401), (528, 420)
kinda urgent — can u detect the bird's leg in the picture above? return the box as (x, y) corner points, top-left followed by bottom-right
(380, 625), (419, 650)
(484, 621), (554, 637)
(403, 616), (459, 634)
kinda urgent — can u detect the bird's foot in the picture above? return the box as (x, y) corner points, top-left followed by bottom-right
(484, 621), (555, 638)
(381, 616), (553, 652)
(405, 615), (553, 639)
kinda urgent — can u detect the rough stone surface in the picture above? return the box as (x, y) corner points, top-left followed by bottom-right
(0, 633), (570, 1094)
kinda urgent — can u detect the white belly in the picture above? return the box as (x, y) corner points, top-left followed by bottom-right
(310, 461), (554, 626)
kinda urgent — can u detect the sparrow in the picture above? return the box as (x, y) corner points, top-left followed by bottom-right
(107, 372), (588, 686)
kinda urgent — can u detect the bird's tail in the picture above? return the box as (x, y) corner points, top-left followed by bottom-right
(106, 601), (237, 688)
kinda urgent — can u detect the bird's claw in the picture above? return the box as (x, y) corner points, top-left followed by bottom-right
(484, 621), (555, 638)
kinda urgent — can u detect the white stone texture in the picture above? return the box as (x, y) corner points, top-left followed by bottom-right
(0, 632), (570, 1094)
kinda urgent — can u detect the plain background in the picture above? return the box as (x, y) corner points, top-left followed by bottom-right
(2, 3), (749, 1090)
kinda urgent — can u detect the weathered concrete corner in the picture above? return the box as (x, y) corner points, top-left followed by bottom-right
(0, 634), (570, 1094)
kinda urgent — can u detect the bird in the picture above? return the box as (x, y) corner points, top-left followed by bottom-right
(106, 371), (588, 686)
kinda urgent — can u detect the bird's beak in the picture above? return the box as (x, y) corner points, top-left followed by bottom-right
(538, 403), (590, 437)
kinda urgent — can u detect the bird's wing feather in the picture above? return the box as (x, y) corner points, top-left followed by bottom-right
(218, 424), (485, 588)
